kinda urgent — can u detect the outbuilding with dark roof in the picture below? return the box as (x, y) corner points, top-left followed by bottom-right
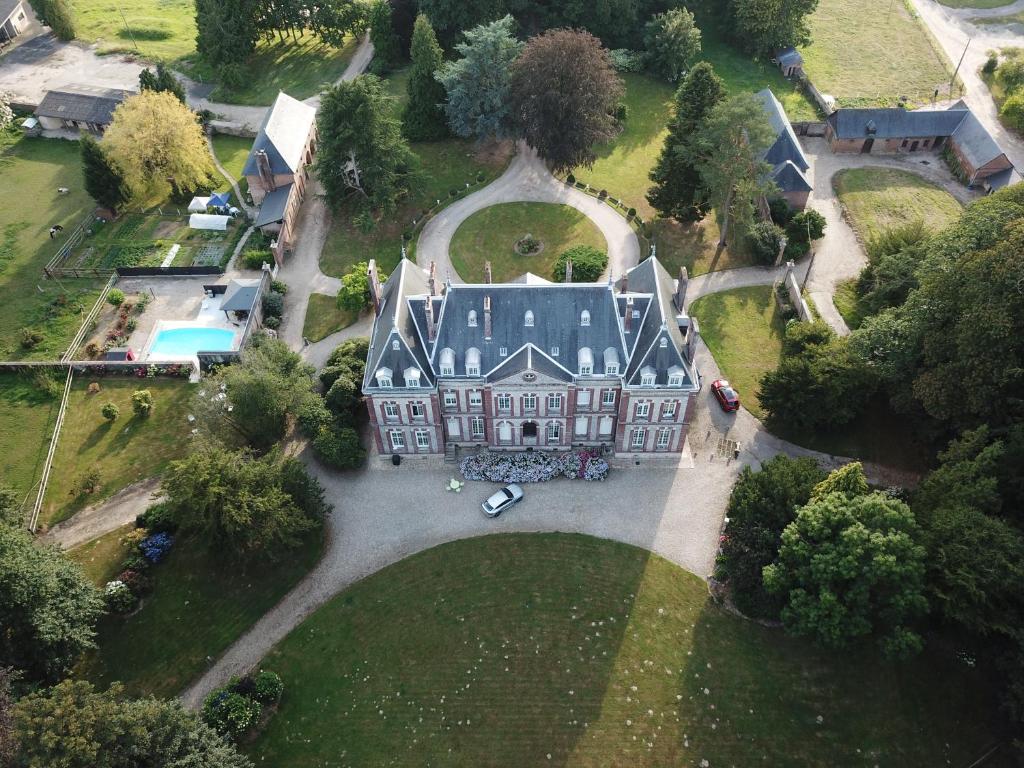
(34, 84), (134, 133)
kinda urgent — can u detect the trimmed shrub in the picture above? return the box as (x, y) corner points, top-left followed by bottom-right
(139, 532), (174, 564)
(117, 568), (153, 597)
(312, 425), (366, 469)
(262, 291), (284, 319)
(324, 374), (360, 416)
(131, 389), (153, 417)
(201, 689), (261, 738)
(262, 315), (281, 330)
(104, 581), (137, 613)
(1000, 92), (1024, 133)
(107, 288), (126, 306)
(297, 397), (333, 437)
(786, 208), (826, 243)
(242, 249), (272, 270)
(270, 279), (288, 294)
(252, 670), (284, 703)
(746, 221), (785, 265)
(136, 501), (179, 533)
(566, 173), (576, 184)
(101, 402), (120, 422)
(552, 245), (609, 282)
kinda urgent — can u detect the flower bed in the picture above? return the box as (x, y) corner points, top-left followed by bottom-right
(460, 450), (609, 483)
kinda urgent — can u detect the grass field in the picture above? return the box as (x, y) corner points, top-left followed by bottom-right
(833, 167), (963, 243)
(249, 533), (1003, 767)
(72, 0), (196, 59)
(68, 523), (137, 586)
(651, 218), (756, 278)
(79, 531), (323, 698)
(210, 134), (252, 198)
(303, 293), (357, 342)
(0, 131), (104, 359)
(0, 373), (59, 503)
(802, 0), (953, 107)
(690, 286), (784, 420)
(42, 378), (194, 528)
(450, 203), (607, 283)
(320, 67), (514, 279)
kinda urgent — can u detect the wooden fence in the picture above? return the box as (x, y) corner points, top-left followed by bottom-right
(44, 211), (112, 279)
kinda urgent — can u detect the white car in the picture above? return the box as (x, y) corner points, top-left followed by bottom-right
(481, 484), (524, 518)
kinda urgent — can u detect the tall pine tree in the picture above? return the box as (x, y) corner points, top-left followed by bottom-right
(647, 61), (724, 223)
(369, 0), (401, 72)
(139, 63), (187, 104)
(80, 133), (129, 213)
(402, 14), (449, 141)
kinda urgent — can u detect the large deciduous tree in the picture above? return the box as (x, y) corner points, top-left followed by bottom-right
(727, 0), (820, 55)
(0, 525), (104, 683)
(402, 14), (449, 141)
(13, 680), (253, 768)
(643, 8), (701, 83)
(436, 15), (524, 141)
(509, 28), (624, 174)
(693, 93), (775, 247)
(316, 75), (416, 213)
(763, 464), (928, 658)
(103, 91), (215, 201)
(80, 133), (129, 213)
(646, 61), (724, 223)
(161, 446), (328, 559)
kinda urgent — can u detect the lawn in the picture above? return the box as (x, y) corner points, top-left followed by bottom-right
(833, 167), (964, 244)
(41, 378), (195, 528)
(450, 203), (607, 283)
(802, 0), (953, 107)
(71, 0), (196, 60)
(79, 531), (324, 698)
(0, 131), (105, 359)
(690, 285), (785, 420)
(210, 134), (252, 198)
(67, 524), (137, 586)
(832, 277), (869, 330)
(320, 67), (514, 279)
(0, 373), (59, 503)
(249, 533), (1004, 767)
(651, 217), (756, 278)
(303, 293), (357, 342)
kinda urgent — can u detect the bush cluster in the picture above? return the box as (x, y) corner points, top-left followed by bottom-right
(307, 338), (369, 470)
(552, 245), (608, 282)
(460, 449), (609, 483)
(201, 671), (283, 739)
(140, 532), (175, 564)
(262, 290), (285, 330)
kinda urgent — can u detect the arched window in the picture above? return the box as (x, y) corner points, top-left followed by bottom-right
(659, 337), (668, 348)
(439, 348), (455, 376)
(466, 347), (481, 377)
(578, 347), (594, 375)
(524, 310), (534, 327)
(468, 310), (477, 327)
(603, 347), (620, 375)
(580, 310), (591, 327)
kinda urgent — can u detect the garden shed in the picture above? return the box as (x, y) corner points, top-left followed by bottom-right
(188, 213), (230, 231)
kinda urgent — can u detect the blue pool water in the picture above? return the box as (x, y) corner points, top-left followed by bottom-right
(148, 327), (237, 358)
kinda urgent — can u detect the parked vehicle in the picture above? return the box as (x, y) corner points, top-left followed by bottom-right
(711, 379), (740, 412)
(481, 484), (524, 518)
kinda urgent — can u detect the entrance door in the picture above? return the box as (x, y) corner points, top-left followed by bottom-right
(522, 421), (538, 446)
(861, 138), (874, 154)
(910, 140), (919, 151)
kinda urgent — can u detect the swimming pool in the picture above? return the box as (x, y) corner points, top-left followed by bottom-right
(147, 327), (237, 359)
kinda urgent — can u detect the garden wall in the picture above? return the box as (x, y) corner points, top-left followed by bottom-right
(117, 266), (224, 277)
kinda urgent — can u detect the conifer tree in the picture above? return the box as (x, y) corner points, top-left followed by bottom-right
(402, 14), (449, 141)
(80, 133), (129, 213)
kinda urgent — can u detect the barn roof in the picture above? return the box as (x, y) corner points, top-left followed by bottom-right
(34, 84), (134, 125)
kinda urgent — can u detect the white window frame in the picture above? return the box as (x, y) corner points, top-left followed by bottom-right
(497, 393), (512, 411)
(579, 363), (593, 376)
(580, 310), (590, 327)
(668, 374), (684, 387)
(468, 310), (477, 327)
(631, 427), (646, 449)
(635, 401), (650, 419)
(410, 402), (426, 420)
(466, 363), (480, 377)
(605, 363), (619, 376)
(469, 391), (483, 408)
(415, 429), (430, 449)
(577, 389), (592, 408)
(440, 364), (454, 376)
(640, 373), (656, 387)
(547, 422), (561, 443)
(524, 310), (534, 327)
(662, 401), (677, 419)
(551, 346), (559, 357)
(547, 394), (561, 411)
(656, 428), (671, 449)
(390, 430), (405, 450)
(602, 389), (616, 408)
(499, 346), (508, 357)
(377, 374), (393, 389)
(383, 402), (399, 420)
(443, 391), (458, 408)
(522, 393), (537, 411)
(471, 416), (485, 438)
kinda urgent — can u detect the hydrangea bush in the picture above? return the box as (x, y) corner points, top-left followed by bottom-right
(460, 450), (609, 483)
(139, 532), (174, 564)
(104, 580), (137, 613)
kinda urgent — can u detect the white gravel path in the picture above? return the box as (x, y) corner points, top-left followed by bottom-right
(416, 142), (642, 282)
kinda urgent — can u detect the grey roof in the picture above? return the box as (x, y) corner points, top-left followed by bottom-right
(253, 183), (293, 227)
(104, 347), (133, 361)
(34, 84), (134, 125)
(755, 89), (810, 173)
(984, 167), (1022, 191)
(242, 92), (316, 177)
(950, 111), (1006, 169)
(1, 0), (23, 22)
(770, 160), (812, 194)
(221, 279), (262, 312)
(363, 257), (700, 393)
(775, 47), (803, 67)
(826, 106), (968, 139)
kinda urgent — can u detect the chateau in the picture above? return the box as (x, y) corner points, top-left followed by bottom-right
(361, 256), (702, 458)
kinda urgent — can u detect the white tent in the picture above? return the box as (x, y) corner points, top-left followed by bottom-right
(188, 213), (230, 231)
(188, 196), (211, 213)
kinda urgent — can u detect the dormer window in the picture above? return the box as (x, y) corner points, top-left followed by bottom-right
(466, 347), (481, 377)
(403, 367), (421, 388)
(439, 347), (455, 377)
(499, 346), (508, 356)
(578, 346), (594, 376)
(376, 367), (393, 388)
(392, 339), (400, 351)
(660, 337), (668, 348)
(640, 366), (656, 387)
(524, 310), (534, 327)
(667, 365), (684, 387)
(580, 310), (590, 327)
(468, 310), (477, 327)
(550, 346), (559, 357)
(603, 347), (620, 376)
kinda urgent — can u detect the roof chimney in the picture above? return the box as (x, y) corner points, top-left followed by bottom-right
(255, 149), (275, 192)
(484, 261), (492, 284)
(620, 272), (628, 294)
(675, 266), (688, 311)
(624, 296), (634, 333)
(428, 261), (437, 296)
(424, 296), (435, 341)
(367, 259), (382, 315)
(483, 295), (492, 340)
(564, 257), (573, 283)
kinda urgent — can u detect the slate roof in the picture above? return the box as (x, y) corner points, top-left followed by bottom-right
(826, 106), (968, 139)
(221, 279), (262, 312)
(775, 47), (803, 67)
(950, 111), (1006, 169)
(755, 89), (812, 195)
(984, 167), (1022, 191)
(1, 0), (24, 22)
(363, 257), (699, 393)
(242, 92), (316, 177)
(770, 161), (812, 194)
(34, 84), (134, 125)
(253, 183), (293, 227)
